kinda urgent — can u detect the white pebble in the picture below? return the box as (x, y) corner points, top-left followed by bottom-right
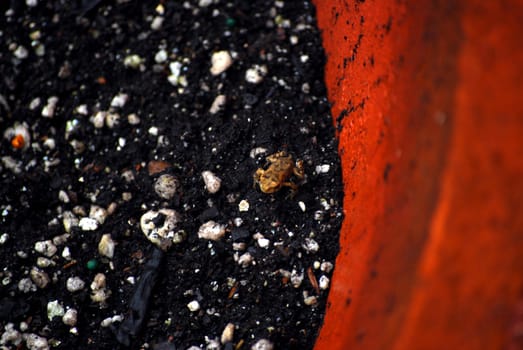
(26, 0), (38, 7)
(154, 49), (168, 63)
(91, 111), (106, 128)
(298, 201), (306, 212)
(258, 238), (270, 249)
(220, 322), (235, 344)
(105, 112), (120, 128)
(112, 315), (123, 323)
(210, 50), (233, 76)
(168, 61), (182, 85)
(198, 221), (226, 241)
(1, 323), (21, 346)
(41, 96), (58, 118)
(90, 273), (106, 290)
(91, 288), (111, 306)
(69, 139), (85, 154)
(232, 242), (245, 251)
(251, 339), (274, 350)
(18, 278), (36, 293)
(89, 205), (108, 225)
(249, 147), (268, 159)
(118, 137), (126, 148)
(205, 337), (220, 350)
(319, 275), (330, 290)
(127, 113), (141, 125)
(237, 252), (253, 267)
(36, 257), (54, 268)
(238, 199), (249, 212)
(209, 94), (226, 114)
(290, 269), (304, 288)
(34, 240), (57, 257)
(320, 261), (334, 273)
(110, 93), (128, 108)
(14, 45), (29, 59)
(187, 300), (200, 312)
(151, 16), (164, 30)
(58, 190), (70, 203)
(313, 210), (324, 221)
(320, 198), (331, 210)
(75, 104), (88, 115)
(79, 217), (98, 231)
(155, 3), (164, 14)
(90, 273), (110, 304)
(199, 0), (212, 7)
(29, 97), (41, 110)
(315, 164), (331, 174)
(0, 233), (9, 244)
(98, 233), (115, 259)
(66, 277), (85, 292)
(245, 65), (267, 84)
(2, 275), (11, 286)
(61, 246), (72, 260)
(154, 174), (179, 199)
(23, 333), (48, 350)
(303, 294), (318, 306)
(62, 308), (78, 326)
(302, 237), (319, 253)
(123, 54), (143, 69)
(47, 300), (65, 320)
(30, 267), (50, 289)
(148, 126), (159, 136)
(301, 82), (311, 94)
(201, 171), (221, 194)
(2, 156), (22, 174)
(253, 234), (270, 249)
(101, 314), (123, 327)
(34, 44), (45, 57)
(140, 209), (182, 251)
(100, 317), (113, 328)
(43, 138), (56, 150)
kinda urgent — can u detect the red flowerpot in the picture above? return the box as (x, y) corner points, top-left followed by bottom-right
(312, 1), (523, 349)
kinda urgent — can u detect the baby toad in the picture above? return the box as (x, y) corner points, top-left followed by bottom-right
(253, 151), (304, 195)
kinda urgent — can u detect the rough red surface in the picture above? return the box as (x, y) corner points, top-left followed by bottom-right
(312, 0), (523, 349)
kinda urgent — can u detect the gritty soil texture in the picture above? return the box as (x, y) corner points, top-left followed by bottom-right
(0, 1), (343, 349)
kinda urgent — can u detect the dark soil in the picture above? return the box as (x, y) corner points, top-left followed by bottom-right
(0, 1), (343, 349)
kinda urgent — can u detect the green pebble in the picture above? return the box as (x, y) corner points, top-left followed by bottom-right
(86, 259), (98, 270)
(225, 18), (236, 27)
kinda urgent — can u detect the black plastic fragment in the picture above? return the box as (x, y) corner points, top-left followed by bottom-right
(198, 207), (220, 222)
(231, 227), (250, 242)
(115, 247), (165, 346)
(0, 297), (29, 321)
(77, 0), (104, 16)
(152, 341), (176, 350)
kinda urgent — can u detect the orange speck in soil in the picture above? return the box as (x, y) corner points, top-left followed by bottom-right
(11, 134), (25, 149)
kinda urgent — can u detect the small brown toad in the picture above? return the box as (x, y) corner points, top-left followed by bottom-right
(253, 151), (304, 195)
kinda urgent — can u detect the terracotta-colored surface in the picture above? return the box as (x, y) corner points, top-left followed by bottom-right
(312, 1), (523, 349)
